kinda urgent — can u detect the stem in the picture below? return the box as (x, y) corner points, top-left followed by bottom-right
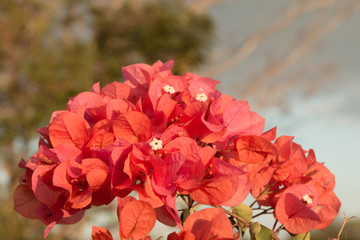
(190, 203), (202, 214)
(192, 202), (200, 208)
(336, 213), (355, 239)
(275, 224), (284, 234)
(252, 206), (273, 211)
(252, 207), (262, 210)
(216, 149), (236, 153)
(249, 200), (258, 208)
(179, 195), (188, 206)
(272, 220), (278, 232)
(219, 207), (250, 227)
(272, 232), (280, 240)
(252, 210), (274, 219)
(250, 182), (277, 208)
(188, 195), (194, 208)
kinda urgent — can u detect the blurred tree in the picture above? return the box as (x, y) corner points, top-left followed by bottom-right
(0, 0), (213, 142)
(91, 0), (213, 81)
(0, 0), (213, 238)
(0, 0), (213, 175)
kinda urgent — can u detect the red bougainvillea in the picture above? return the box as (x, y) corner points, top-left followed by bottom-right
(14, 60), (340, 239)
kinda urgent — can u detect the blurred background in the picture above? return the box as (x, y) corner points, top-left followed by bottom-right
(0, 0), (359, 239)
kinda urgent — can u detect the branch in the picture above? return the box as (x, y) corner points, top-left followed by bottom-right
(334, 213), (356, 240)
(253, 63), (335, 109)
(240, 1), (358, 100)
(203, 0), (335, 78)
(217, 206), (250, 227)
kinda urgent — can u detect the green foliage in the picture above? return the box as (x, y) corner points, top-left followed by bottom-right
(232, 203), (253, 230)
(92, 0), (213, 80)
(311, 219), (360, 240)
(0, 0), (213, 145)
(249, 222), (273, 240)
(0, 0), (96, 143)
(291, 232), (310, 240)
(0, 199), (56, 240)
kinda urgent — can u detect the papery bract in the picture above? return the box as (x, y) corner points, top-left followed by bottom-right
(101, 81), (133, 101)
(113, 111), (152, 144)
(313, 190), (341, 230)
(275, 184), (320, 234)
(118, 198), (156, 240)
(190, 158), (249, 206)
(221, 101), (265, 143)
(91, 226), (114, 240)
(12, 60), (340, 239)
(235, 135), (277, 164)
(49, 111), (90, 150)
(14, 184), (41, 219)
(172, 208), (234, 239)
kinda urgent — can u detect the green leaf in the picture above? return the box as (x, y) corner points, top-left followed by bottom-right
(250, 223), (273, 240)
(250, 222), (261, 235)
(256, 225), (273, 240)
(291, 232), (310, 240)
(231, 203), (253, 230)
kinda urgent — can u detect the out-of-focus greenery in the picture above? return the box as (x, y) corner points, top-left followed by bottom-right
(0, 0), (213, 145)
(92, 0), (213, 81)
(310, 218), (360, 240)
(0, 201), (57, 240)
(0, 0), (213, 239)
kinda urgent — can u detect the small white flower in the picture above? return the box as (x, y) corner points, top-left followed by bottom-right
(149, 138), (163, 151)
(163, 85), (175, 94)
(302, 194), (312, 205)
(196, 92), (208, 102)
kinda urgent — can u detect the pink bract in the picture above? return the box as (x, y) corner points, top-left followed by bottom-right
(13, 60), (340, 239)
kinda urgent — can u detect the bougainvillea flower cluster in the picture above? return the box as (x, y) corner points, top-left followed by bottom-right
(14, 60), (341, 239)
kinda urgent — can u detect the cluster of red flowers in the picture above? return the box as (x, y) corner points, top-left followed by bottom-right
(14, 60), (340, 239)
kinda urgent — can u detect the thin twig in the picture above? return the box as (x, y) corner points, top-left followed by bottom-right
(203, 0), (334, 78)
(275, 224), (284, 235)
(250, 182), (277, 208)
(252, 210), (274, 219)
(272, 220), (278, 232)
(218, 206), (250, 227)
(179, 195), (189, 206)
(249, 200), (258, 208)
(241, 1), (358, 100)
(336, 213), (356, 240)
(272, 232), (280, 240)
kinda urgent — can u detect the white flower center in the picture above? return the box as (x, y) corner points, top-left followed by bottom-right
(149, 138), (163, 151)
(302, 194), (312, 205)
(196, 92), (208, 102)
(163, 85), (175, 94)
